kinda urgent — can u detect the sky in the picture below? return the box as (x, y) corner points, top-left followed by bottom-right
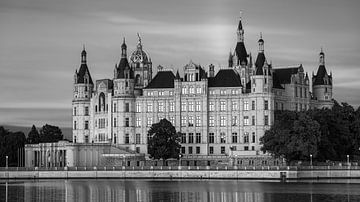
(0, 0), (360, 130)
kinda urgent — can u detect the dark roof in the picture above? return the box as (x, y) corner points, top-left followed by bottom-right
(145, 71), (175, 89)
(238, 19), (243, 30)
(313, 65), (332, 85)
(272, 72), (285, 89)
(175, 70), (180, 79)
(77, 64), (93, 84)
(255, 52), (266, 75)
(116, 57), (133, 79)
(272, 67), (299, 84)
(235, 42), (248, 65)
(209, 69), (242, 87)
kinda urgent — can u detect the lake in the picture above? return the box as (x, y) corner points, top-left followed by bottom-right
(1, 179), (360, 201)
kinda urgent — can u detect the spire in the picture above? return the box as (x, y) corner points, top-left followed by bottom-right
(228, 50), (233, 67)
(81, 45), (86, 64)
(121, 37), (127, 58)
(137, 33), (142, 49)
(237, 11), (244, 42)
(258, 32), (264, 53)
(319, 47), (325, 66)
(175, 70), (180, 80)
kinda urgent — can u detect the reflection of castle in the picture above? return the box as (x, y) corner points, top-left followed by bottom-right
(71, 15), (333, 162)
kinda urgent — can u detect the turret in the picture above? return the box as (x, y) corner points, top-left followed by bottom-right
(209, 64), (215, 77)
(73, 46), (93, 100)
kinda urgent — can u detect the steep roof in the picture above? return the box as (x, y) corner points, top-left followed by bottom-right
(255, 52), (266, 75)
(272, 72), (285, 89)
(209, 69), (242, 87)
(77, 64), (93, 84)
(235, 42), (248, 65)
(313, 65), (332, 85)
(272, 67), (299, 84)
(145, 71), (175, 89)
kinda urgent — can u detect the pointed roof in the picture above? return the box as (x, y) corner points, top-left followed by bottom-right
(272, 66), (300, 84)
(76, 47), (93, 84)
(145, 71), (175, 89)
(175, 70), (180, 79)
(313, 65), (332, 85)
(255, 52), (266, 75)
(235, 42), (248, 65)
(208, 69), (242, 87)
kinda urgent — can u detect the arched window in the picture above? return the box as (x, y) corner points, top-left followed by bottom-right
(135, 74), (141, 85)
(99, 92), (105, 112)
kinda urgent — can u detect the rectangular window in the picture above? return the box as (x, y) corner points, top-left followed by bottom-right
(244, 132), (249, 143)
(181, 116), (186, 126)
(170, 117), (175, 125)
(244, 101), (249, 110)
(135, 133), (141, 144)
(196, 133), (201, 143)
(188, 147), (193, 154)
(195, 101), (201, 111)
(300, 87), (303, 98)
(125, 134), (130, 144)
(136, 117), (141, 127)
(221, 146), (225, 154)
(158, 101), (164, 112)
(147, 102), (153, 112)
(113, 103), (117, 113)
(125, 103), (130, 112)
(220, 132), (226, 143)
(232, 132), (238, 143)
(136, 103), (141, 112)
(188, 101), (194, 112)
(295, 87), (298, 97)
(220, 90), (226, 95)
(85, 107), (89, 116)
(125, 118), (129, 127)
(181, 102), (186, 112)
(73, 107), (77, 116)
(196, 87), (202, 94)
(252, 132), (256, 143)
(244, 116), (249, 125)
(252, 116), (255, 125)
(196, 146), (200, 154)
(231, 101), (238, 111)
(188, 116), (194, 127)
(195, 116), (201, 127)
(209, 102), (215, 111)
(181, 147), (185, 154)
(182, 86), (187, 94)
(84, 120), (89, 130)
(181, 133), (186, 143)
(85, 135), (89, 143)
(231, 116), (237, 126)
(189, 86), (194, 94)
(169, 101), (174, 112)
(265, 115), (269, 125)
(159, 91), (164, 96)
(209, 133), (214, 143)
(99, 118), (106, 129)
(113, 118), (116, 127)
(220, 116), (226, 127)
(209, 146), (214, 154)
(220, 101), (226, 111)
(147, 117), (153, 127)
(209, 116), (214, 127)
(73, 121), (77, 130)
(304, 88), (307, 98)
(244, 146), (249, 151)
(252, 101), (255, 110)
(264, 100), (269, 110)
(188, 133), (194, 143)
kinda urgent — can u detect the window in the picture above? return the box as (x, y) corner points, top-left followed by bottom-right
(209, 102), (214, 111)
(195, 116), (201, 127)
(304, 88), (307, 98)
(252, 116), (255, 125)
(252, 132), (256, 143)
(169, 101), (174, 112)
(220, 116), (226, 127)
(196, 133), (201, 143)
(136, 103), (141, 112)
(195, 101), (201, 111)
(181, 133), (186, 143)
(125, 134), (129, 144)
(244, 132), (249, 143)
(159, 91), (164, 96)
(231, 116), (237, 126)
(220, 90), (226, 95)
(136, 117), (141, 127)
(264, 100), (269, 110)
(231, 101), (238, 110)
(244, 146), (249, 151)
(73, 121), (77, 130)
(188, 147), (193, 154)
(170, 116), (175, 125)
(85, 107), (89, 116)
(95, 105), (97, 113)
(125, 118), (129, 127)
(99, 118), (106, 129)
(85, 135), (89, 143)
(188, 133), (194, 143)
(232, 132), (238, 143)
(196, 87), (202, 94)
(220, 132), (226, 143)
(147, 117), (153, 127)
(181, 147), (185, 154)
(147, 102), (153, 112)
(125, 103), (130, 112)
(295, 87), (298, 97)
(244, 116), (249, 125)
(181, 116), (187, 126)
(182, 86), (187, 94)
(209, 116), (215, 127)
(113, 103), (117, 113)
(275, 102), (278, 110)
(189, 86), (194, 94)
(209, 146), (214, 154)
(209, 133), (214, 143)
(231, 89), (238, 95)
(221, 146), (225, 154)
(300, 87), (303, 98)
(73, 107), (77, 116)
(181, 102), (186, 112)
(196, 147), (200, 154)
(135, 133), (141, 144)
(113, 118), (116, 127)
(252, 101), (255, 110)
(265, 115), (269, 125)
(188, 101), (194, 111)
(244, 101), (249, 110)
(295, 103), (298, 111)
(220, 101), (226, 111)
(188, 116), (194, 127)
(158, 101), (164, 112)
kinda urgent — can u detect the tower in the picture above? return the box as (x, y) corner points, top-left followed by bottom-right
(312, 48), (333, 108)
(72, 46), (93, 143)
(129, 33), (152, 94)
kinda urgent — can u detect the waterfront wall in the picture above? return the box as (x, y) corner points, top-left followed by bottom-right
(1, 166), (360, 179)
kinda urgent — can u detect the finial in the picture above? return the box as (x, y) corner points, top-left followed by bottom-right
(137, 33), (142, 44)
(123, 37), (125, 44)
(240, 10), (243, 19)
(260, 32), (262, 39)
(83, 44), (85, 51)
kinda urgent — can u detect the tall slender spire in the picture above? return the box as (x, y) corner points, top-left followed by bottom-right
(137, 32), (142, 49)
(121, 37), (127, 58)
(81, 45), (86, 64)
(319, 47), (325, 66)
(258, 32), (264, 52)
(237, 12), (244, 42)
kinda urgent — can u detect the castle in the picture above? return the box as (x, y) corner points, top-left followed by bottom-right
(72, 16), (333, 162)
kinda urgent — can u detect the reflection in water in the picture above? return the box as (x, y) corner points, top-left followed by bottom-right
(1, 179), (360, 201)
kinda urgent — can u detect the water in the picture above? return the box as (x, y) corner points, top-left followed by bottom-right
(1, 179), (360, 202)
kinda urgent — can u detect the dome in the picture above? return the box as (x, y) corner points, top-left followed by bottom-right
(129, 48), (150, 64)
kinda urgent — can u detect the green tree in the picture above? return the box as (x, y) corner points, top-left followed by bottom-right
(147, 119), (181, 162)
(0, 127), (26, 167)
(27, 125), (40, 144)
(39, 124), (63, 143)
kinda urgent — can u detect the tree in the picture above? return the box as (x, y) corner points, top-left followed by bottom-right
(27, 125), (40, 144)
(147, 119), (181, 162)
(0, 126), (26, 167)
(39, 124), (63, 143)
